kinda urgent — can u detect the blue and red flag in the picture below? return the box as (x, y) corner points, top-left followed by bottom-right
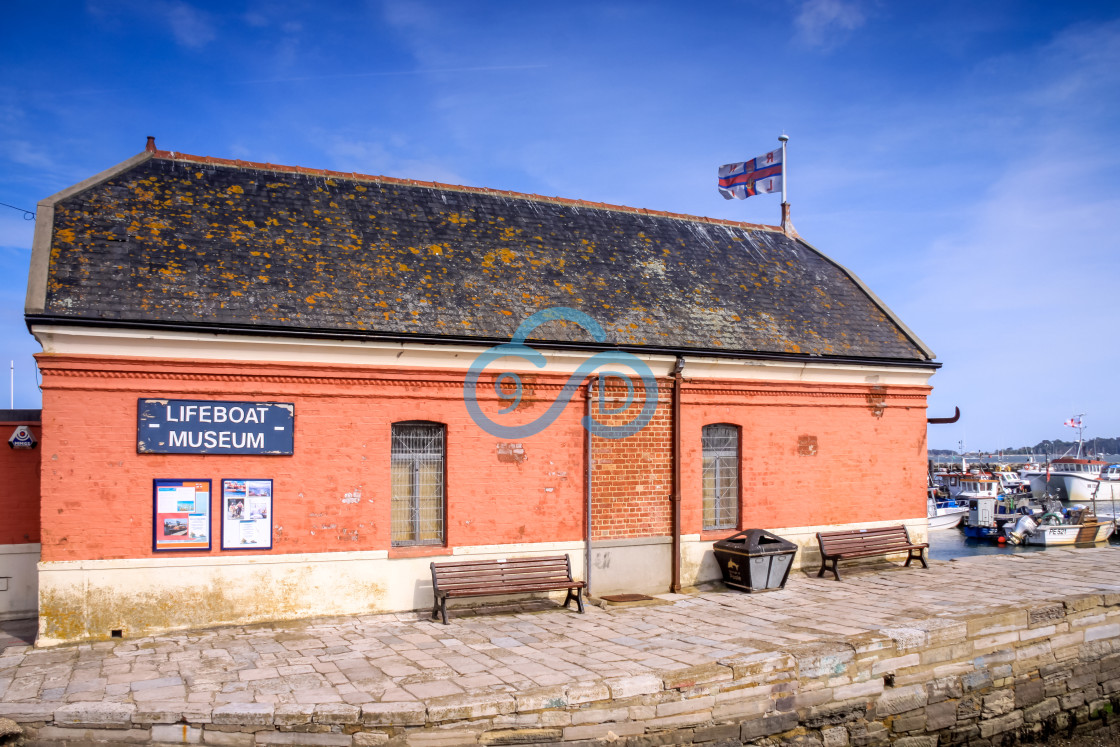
(718, 148), (783, 200)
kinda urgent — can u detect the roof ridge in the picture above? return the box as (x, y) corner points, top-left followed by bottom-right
(151, 149), (782, 233)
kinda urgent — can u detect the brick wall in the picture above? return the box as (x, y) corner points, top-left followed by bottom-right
(682, 379), (929, 538)
(37, 355), (930, 563)
(37, 356), (587, 562)
(589, 382), (672, 541)
(0, 418), (41, 545)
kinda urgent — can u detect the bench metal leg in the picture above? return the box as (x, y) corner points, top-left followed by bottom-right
(819, 557), (841, 581)
(439, 596), (449, 625)
(907, 549), (928, 569)
(563, 587), (585, 614)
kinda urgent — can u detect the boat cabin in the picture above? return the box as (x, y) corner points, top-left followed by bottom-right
(1050, 458), (1108, 475)
(955, 477), (1001, 498)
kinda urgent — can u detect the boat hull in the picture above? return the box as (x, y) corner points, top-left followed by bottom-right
(929, 510), (966, 531)
(1024, 521), (1115, 546)
(1094, 480), (1120, 504)
(1046, 474), (1105, 503)
(961, 524), (1003, 540)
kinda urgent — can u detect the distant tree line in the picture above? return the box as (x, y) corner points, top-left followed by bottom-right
(929, 437), (1120, 456)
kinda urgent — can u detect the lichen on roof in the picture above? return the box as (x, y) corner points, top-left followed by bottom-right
(33, 151), (932, 362)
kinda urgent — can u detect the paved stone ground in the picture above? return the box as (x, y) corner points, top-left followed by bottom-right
(1, 547), (1119, 715)
(0, 618), (35, 653)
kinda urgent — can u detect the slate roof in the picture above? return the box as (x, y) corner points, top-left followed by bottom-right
(26, 147), (935, 364)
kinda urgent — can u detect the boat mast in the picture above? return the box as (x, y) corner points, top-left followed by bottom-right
(1066, 414), (1086, 458)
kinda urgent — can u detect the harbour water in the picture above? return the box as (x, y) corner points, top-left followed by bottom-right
(928, 523), (1120, 561)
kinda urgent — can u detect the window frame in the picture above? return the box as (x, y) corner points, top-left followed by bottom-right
(701, 423), (741, 532)
(390, 420), (447, 547)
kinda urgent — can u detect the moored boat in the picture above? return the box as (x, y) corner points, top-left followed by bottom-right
(1004, 502), (1115, 546)
(1024, 415), (1113, 502)
(1094, 464), (1120, 505)
(959, 477), (1039, 540)
(1038, 457), (1110, 502)
(927, 488), (967, 530)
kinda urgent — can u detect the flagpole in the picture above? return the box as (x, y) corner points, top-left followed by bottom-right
(778, 134), (788, 206)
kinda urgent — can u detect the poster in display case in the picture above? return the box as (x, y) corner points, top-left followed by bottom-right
(153, 479), (212, 551)
(221, 479), (273, 550)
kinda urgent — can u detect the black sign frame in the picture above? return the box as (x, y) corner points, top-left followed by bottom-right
(138, 399), (294, 455)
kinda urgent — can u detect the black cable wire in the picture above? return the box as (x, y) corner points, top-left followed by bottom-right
(0, 201), (34, 220)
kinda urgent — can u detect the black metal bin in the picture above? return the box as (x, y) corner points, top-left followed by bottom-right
(712, 529), (798, 592)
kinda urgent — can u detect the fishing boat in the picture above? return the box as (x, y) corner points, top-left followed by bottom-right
(1037, 457), (1111, 502)
(933, 471), (979, 499)
(995, 469), (1031, 494)
(1023, 416), (1111, 502)
(1003, 500), (1115, 546)
(959, 477), (1039, 540)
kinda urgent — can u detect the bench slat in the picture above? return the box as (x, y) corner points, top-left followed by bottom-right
(430, 554), (585, 623)
(815, 525), (927, 581)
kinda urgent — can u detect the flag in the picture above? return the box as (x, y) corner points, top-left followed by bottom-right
(718, 148), (783, 200)
(1065, 416), (1083, 428)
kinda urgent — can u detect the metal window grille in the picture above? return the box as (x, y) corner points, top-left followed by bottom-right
(702, 424), (739, 530)
(391, 423), (445, 546)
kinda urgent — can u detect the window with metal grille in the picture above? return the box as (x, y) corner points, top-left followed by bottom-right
(702, 424), (739, 530)
(391, 422), (446, 546)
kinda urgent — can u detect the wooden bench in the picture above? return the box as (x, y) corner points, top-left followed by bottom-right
(816, 525), (928, 581)
(430, 554), (585, 624)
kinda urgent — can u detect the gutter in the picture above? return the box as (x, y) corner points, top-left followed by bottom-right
(24, 315), (942, 371)
(585, 377), (595, 596)
(670, 357), (685, 593)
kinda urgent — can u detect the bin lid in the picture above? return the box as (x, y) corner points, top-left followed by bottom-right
(713, 528), (798, 554)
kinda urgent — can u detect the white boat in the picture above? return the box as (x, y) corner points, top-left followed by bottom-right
(954, 476), (1003, 499)
(1027, 520), (1114, 545)
(1037, 457), (1111, 502)
(933, 471), (985, 499)
(1094, 464), (1120, 504)
(1023, 417), (1113, 502)
(1004, 506), (1115, 546)
(995, 470), (1031, 494)
(927, 490), (967, 530)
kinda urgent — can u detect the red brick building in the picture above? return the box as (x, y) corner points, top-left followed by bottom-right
(0, 409), (40, 621)
(22, 141), (938, 644)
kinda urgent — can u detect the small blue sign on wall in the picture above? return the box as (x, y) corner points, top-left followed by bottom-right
(138, 399), (294, 455)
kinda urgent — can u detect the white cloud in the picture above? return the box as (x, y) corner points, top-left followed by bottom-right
(903, 27), (1120, 449)
(795, 0), (866, 49)
(0, 139), (57, 171)
(85, 0), (216, 49)
(164, 1), (216, 48)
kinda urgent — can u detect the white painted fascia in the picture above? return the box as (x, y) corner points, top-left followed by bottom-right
(31, 324), (936, 387)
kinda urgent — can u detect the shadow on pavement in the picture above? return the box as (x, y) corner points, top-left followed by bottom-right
(0, 618), (36, 651)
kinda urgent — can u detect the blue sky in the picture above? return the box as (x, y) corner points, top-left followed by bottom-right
(2, 1), (1119, 451)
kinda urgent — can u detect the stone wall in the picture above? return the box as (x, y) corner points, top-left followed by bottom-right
(6, 592), (1120, 745)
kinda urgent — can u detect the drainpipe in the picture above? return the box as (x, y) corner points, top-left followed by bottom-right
(585, 377), (595, 596)
(670, 357), (685, 593)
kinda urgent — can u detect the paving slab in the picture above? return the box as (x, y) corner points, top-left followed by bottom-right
(0, 547), (1119, 724)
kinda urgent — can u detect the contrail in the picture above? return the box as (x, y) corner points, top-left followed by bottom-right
(237, 64), (548, 85)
